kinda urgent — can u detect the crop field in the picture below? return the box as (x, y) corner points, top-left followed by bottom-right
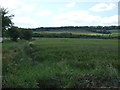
(108, 30), (119, 37)
(34, 30), (96, 34)
(2, 38), (120, 88)
(34, 29), (119, 37)
(34, 29), (100, 35)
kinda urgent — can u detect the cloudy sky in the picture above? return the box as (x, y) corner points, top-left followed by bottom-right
(0, 0), (119, 28)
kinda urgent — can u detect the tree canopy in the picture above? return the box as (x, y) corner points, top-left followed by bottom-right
(1, 8), (14, 30)
(0, 8), (14, 37)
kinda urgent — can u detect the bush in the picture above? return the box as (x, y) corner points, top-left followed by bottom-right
(8, 26), (19, 42)
(19, 29), (33, 40)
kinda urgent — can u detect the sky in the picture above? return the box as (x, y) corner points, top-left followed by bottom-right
(0, 0), (119, 28)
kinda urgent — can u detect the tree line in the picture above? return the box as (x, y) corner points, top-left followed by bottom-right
(4, 26), (33, 41)
(32, 26), (119, 34)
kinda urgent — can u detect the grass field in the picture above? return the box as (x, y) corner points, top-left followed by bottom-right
(34, 29), (100, 35)
(2, 38), (120, 88)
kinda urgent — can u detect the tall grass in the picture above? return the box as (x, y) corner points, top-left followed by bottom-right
(2, 38), (119, 88)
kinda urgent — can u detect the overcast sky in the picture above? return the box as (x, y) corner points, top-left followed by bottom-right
(0, 0), (119, 28)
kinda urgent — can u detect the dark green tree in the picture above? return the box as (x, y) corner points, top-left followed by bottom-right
(0, 8), (14, 37)
(22, 29), (33, 40)
(18, 28), (25, 39)
(8, 26), (19, 42)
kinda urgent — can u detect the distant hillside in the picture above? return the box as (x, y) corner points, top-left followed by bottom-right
(32, 26), (119, 34)
(31, 26), (119, 39)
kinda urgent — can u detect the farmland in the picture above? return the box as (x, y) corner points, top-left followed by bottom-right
(34, 29), (100, 35)
(33, 28), (120, 39)
(2, 38), (120, 88)
(1, 4), (119, 89)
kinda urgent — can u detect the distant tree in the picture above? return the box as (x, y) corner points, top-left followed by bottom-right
(22, 29), (33, 40)
(97, 26), (103, 29)
(8, 26), (19, 42)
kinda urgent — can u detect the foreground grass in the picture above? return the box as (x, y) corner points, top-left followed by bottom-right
(2, 38), (120, 88)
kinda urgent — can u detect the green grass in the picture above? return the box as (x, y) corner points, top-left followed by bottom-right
(2, 38), (120, 88)
(108, 30), (119, 33)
